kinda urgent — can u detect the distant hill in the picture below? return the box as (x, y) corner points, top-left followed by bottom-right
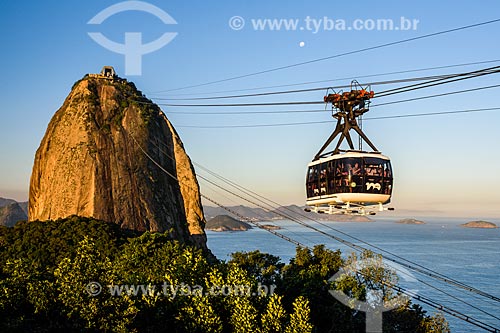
(206, 215), (252, 231)
(0, 197), (29, 216)
(18, 201), (28, 215)
(0, 197), (17, 208)
(270, 205), (306, 218)
(203, 204), (373, 222)
(0, 202), (28, 227)
(203, 205), (276, 221)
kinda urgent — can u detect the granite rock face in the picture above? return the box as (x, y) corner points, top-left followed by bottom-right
(28, 72), (207, 249)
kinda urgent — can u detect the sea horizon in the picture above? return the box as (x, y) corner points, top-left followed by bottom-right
(207, 216), (500, 333)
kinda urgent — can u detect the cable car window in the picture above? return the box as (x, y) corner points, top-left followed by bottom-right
(350, 162), (362, 175)
(327, 161), (335, 194)
(343, 158), (358, 176)
(306, 165), (320, 197)
(334, 160), (343, 193)
(363, 157), (384, 193)
(364, 157), (384, 176)
(383, 160), (392, 178)
(342, 157), (363, 193)
(381, 160), (393, 195)
(339, 160), (351, 192)
(319, 163), (327, 195)
(307, 166), (316, 182)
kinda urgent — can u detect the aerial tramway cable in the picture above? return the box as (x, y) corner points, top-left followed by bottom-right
(152, 59), (500, 97)
(200, 194), (307, 248)
(151, 66), (500, 102)
(152, 73), (464, 101)
(170, 106), (500, 128)
(195, 163), (500, 324)
(129, 130), (500, 332)
(151, 81), (500, 108)
(127, 55), (500, 330)
(127, 128), (309, 249)
(193, 162), (500, 303)
(147, 75), (500, 110)
(154, 18), (500, 93)
(192, 165), (500, 331)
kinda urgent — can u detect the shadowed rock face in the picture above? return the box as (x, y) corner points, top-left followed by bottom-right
(0, 202), (27, 227)
(29, 75), (207, 249)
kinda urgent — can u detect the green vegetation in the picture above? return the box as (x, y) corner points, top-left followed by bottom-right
(86, 75), (159, 128)
(206, 215), (253, 231)
(0, 216), (449, 332)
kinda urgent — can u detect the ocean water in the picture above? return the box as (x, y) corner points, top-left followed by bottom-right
(206, 217), (500, 332)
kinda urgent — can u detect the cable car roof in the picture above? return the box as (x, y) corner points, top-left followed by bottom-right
(307, 150), (390, 167)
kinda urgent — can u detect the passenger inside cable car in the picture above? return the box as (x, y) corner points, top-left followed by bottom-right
(306, 156), (393, 199)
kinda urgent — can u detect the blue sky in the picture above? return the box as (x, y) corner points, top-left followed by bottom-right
(1, 0), (500, 217)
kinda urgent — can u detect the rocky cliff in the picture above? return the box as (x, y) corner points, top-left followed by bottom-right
(29, 70), (207, 249)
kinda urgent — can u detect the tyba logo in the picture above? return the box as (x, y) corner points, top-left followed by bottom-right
(329, 257), (418, 333)
(88, 1), (177, 75)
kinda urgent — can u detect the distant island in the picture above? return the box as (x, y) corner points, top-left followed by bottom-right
(259, 224), (282, 230)
(461, 221), (498, 229)
(396, 218), (426, 225)
(206, 215), (252, 232)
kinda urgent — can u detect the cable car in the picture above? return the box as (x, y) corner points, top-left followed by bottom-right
(305, 81), (394, 215)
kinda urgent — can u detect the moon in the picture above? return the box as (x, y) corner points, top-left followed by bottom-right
(299, 41), (305, 47)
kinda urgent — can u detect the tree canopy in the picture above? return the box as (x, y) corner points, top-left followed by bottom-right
(0, 216), (449, 332)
